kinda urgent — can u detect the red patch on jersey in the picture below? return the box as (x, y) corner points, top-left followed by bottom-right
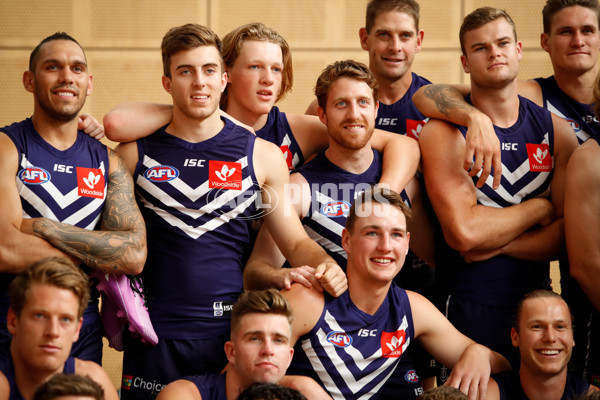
(380, 330), (407, 358)
(76, 167), (105, 199)
(406, 119), (426, 141)
(280, 145), (294, 170)
(526, 143), (552, 172)
(209, 160), (242, 190)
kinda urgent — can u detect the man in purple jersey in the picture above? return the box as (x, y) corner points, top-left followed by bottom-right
(0, 257), (119, 399)
(0, 32), (147, 363)
(283, 188), (510, 400)
(115, 24), (346, 399)
(156, 290), (330, 400)
(418, 7), (577, 370)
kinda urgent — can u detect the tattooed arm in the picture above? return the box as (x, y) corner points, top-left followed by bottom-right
(21, 149), (147, 275)
(413, 84), (502, 189)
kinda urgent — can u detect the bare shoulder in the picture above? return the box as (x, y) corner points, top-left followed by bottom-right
(253, 137), (288, 185)
(518, 79), (543, 106)
(114, 141), (140, 174)
(0, 371), (8, 400)
(0, 132), (18, 171)
(157, 379), (202, 400)
(75, 359), (119, 400)
(550, 114), (578, 157)
(281, 283), (325, 342)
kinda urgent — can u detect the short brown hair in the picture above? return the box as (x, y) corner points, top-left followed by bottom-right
(459, 7), (517, 55)
(314, 59), (379, 111)
(221, 23), (293, 109)
(9, 257), (90, 319)
(542, 0), (600, 34)
(230, 289), (293, 335)
(365, 0), (421, 33)
(512, 290), (572, 333)
(345, 187), (412, 233)
(417, 386), (469, 400)
(33, 374), (104, 400)
(161, 23), (222, 78)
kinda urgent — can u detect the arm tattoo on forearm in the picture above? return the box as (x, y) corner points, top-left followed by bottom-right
(423, 84), (477, 117)
(31, 150), (146, 273)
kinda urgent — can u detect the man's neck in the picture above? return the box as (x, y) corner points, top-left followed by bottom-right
(11, 346), (60, 400)
(553, 65), (599, 104)
(470, 80), (520, 128)
(225, 368), (246, 400)
(31, 112), (79, 151)
(374, 70), (413, 105)
(519, 365), (568, 400)
(166, 108), (225, 143)
(347, 272), (391, 315)
(225, 101), (269, 132)
(324, 142), (374, 174)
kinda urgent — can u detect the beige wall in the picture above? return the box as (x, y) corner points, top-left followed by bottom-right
(0, 0), (554, 389)
(1, 0), (552, 134)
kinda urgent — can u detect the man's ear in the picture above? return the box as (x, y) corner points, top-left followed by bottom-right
(6, 308), (18, 335)
(86, 75), (94, 96)
(224, 340), (235, 364)
(23, 71), (35, 93)
(540, 32), (550, 53)
(510, 327), (519, 348)
(162, 75), (173, 94)
(72, 317), (83, 343)
(359, 27), (369, 51)
(317, 105), (327, 126)
(341, 228), (351, 254)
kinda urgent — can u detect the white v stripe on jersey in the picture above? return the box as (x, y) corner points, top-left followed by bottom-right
(302, 310), (409, 398)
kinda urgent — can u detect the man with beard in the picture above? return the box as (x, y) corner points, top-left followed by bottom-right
(0, 32), (147, 363)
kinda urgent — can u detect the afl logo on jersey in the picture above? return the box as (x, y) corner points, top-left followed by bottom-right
(144, 165), (179, 182)
(405, 369), (419, 383)
(321, 201), (351, 217)
(566, 118), (581, 133)
(326, 331), (352, 348)
(19, 167), (51, 185)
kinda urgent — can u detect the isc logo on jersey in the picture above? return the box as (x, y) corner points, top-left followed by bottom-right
(326, 331), (352, 348)
(405, 369), (419, 383)
(76, 167), (105, 199)
(526, 143), (552, 172)
(566, 118), (581, 133)
(380, 330), (408, 358)
(209, 160), (242, 190)
(144, 165), (179, 182)
(321, 201), (351, 217)
(19, 167), (51, 185)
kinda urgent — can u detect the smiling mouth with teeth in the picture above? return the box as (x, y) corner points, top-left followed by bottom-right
(538, 349), (561, 355)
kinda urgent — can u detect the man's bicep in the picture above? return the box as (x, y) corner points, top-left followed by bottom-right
(419, 122), (476, 224)
(0, 134), (24, 229)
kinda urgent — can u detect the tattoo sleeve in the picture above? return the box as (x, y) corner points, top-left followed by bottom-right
(31, 149), (147, 274)
(423, 84), (476, 117)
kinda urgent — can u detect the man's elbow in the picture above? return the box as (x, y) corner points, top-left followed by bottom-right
(443, 225), (480, 253)
(102, 112), (125, 142)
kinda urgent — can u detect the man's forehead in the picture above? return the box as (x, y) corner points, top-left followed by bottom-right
(39, 39), (85, 60)
(355, 202), (406, 227)
(521, 297), (570, 321)
(551, 5), (599, 29)
(373, 10), (417, 31)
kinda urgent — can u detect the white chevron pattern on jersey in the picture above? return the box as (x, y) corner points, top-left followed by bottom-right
(138, 154), (257, 240)
(16, 154), (105, 229)
(302, 310), (410, 399)
(547, 101), (590, 143)
(475, 133), (552, 208)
